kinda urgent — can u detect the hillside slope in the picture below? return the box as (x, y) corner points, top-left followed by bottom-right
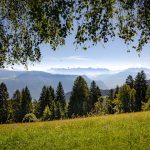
(0, 111), (150, 150)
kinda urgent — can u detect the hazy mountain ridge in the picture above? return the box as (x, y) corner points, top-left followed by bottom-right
(47, 67), (111, 76)
(0, 67), (150, 99)
(0, 70), (107, 99)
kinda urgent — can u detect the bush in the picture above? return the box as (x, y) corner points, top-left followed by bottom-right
(142, 99), (150, 111)
(22, 113), (37, 123)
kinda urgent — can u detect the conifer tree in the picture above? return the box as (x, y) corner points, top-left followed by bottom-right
(0, 83), (9, 123)
(134, 71), (148, 111)
(129, 88), (136, 112)
(38, 86), (55, 119)
(126, 75), (134, 89)
(68, 76), (90, 117)
(20, 86), (32, 120)
(12, 90), (22, 122)
(38, 86), (47, 117)
(56, 82), (66, 112)
(89, 81), (101, 112)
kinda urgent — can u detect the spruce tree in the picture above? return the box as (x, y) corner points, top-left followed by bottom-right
(134, 71), (148, 111)
(38, 86), (55, 119)
(68, 76), (90, 117)
(126, 75), (134, 88)
(20, 86), (32, 120)
(56, 82), (66, 112)
(49, 86), (55, 101)
(12, 90), (22, 122)
(38, 86), (47, 117)
(0, 83), (9, 123)
(48, 86), (55, 119)
(89, 81), (101, 112)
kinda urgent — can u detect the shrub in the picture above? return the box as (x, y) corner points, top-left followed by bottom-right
(142, 99), (150, 111)
(22, 113), (37, 123)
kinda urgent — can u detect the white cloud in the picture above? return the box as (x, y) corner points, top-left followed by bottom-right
(62, 56), (89, 61)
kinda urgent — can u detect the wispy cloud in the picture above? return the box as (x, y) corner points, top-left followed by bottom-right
(62, 56), (89, 61)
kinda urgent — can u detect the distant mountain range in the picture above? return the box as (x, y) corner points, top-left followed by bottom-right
(47, 67), (111, 76)
(47, 67), (150, 88)
(0, 67), (150, 100)
(94, 68), (150, 88)
(0, 69), (106, 99)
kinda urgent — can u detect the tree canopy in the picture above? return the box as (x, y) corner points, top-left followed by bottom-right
(0, 0), (150, 67)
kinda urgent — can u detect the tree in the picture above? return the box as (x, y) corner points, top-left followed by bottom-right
(56, 82), (66, 112)
(118, 84), (131, 113)
(54, 101), (61, 119)
(20, 86), (32, 120)
(0, 83), (9, 123)
(134, 71), (148, 111)
(105, 89), (115, 114)
(129, 88), (136, 112)
(42, 105), (51, 121)
(12, 90), (22, 122)
(114, 85), (119, 99)
(146, 86), (150, 101)
(38, 86), (47, 117)
(89, 81), (101, 112)
(0, 1), (149, 67)
(94, 97), (104, 115)
(38, 86), (55, 119)
(68, 76), (90, 117)
(126, 75), (134, 89)
(142, 99), (150, 111)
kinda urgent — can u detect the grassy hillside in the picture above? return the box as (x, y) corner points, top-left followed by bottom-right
(0, 112), (150, 150)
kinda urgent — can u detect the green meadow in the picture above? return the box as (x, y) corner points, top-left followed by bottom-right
(0, 111), (150, 150)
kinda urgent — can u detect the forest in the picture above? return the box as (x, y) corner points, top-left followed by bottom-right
(0, 70), (150, 124)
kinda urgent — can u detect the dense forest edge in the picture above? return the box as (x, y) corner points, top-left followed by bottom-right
(0, 70), (150, 124)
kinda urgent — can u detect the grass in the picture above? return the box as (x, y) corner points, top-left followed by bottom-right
(0, 112), (150, 150)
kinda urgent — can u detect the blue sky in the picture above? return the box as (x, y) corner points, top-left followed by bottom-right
(11, 35), (150, 71)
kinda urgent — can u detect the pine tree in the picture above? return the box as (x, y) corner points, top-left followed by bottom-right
(56, 82), (66, 112)
(12, 90), (22, 122)
(0, 83), (9, 123)
(89, 81), (101, 112)
(134, 71), (148, 111)
(68, 76), (90, 117)
(20, 86), (32, 120)
(126, 75), (134, 88)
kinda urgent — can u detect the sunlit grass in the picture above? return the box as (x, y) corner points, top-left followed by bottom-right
(0, 112), (150, 150)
